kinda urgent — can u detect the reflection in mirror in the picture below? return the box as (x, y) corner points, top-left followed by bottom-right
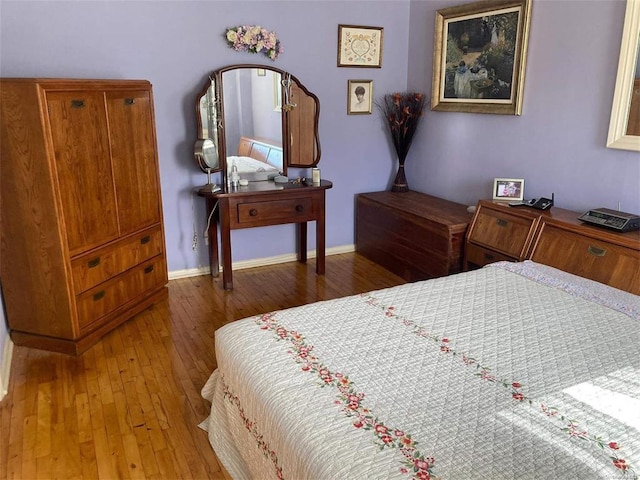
(626, 33), (640, 136)
(607, 0), (640, 151)
(222, 68), (284, 180)
(194, 64), (321, 190)
(199, 78), (218, 141)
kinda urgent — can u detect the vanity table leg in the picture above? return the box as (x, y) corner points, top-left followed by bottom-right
(206, 197), (220, 278)
(296, 222), (308, 263)
(316, 206), (326, 275)
(219, 199), (234, 290)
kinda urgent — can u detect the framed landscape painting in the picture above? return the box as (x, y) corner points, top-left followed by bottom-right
(431, 0), (532, 115)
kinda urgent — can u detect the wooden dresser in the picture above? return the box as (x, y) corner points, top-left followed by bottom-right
(0, 78), (168, 355)
(355, 191), (472, 282)
(465, 200), (640, 295)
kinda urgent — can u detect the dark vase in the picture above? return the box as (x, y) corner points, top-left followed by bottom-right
(391, 153), (409, 192)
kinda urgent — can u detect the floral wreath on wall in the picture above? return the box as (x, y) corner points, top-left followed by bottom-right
(225, 25), (283, 61)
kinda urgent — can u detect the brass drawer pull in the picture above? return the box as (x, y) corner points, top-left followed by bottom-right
(295, 204), (304, 212)
(87, 257), (101, 268)
(249, 209), (258, 216)
(588, 245), (606, 257)
(71, 99), (85, 108)
(140, 235), (151, 244)
(124, 98), (135, 105)
(93, 290), (105, 301)
(496, 218), (508, 227)
(144, 265), (154, 274)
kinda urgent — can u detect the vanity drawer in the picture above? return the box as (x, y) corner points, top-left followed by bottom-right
(237, 197), (314, 225)
(76, 254), (166, 333)
(467, 204), (538, 258)
(71, 226), (164, 294)
(465, 244), (515, 267)
(529, 221), (640, 294)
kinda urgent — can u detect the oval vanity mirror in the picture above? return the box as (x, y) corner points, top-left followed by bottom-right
(194, 138), (219, 193)
(194, 64), (320, 189)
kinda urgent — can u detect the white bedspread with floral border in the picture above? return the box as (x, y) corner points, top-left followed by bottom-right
(200, 261), (640, 479)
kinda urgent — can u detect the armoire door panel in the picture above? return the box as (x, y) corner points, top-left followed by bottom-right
(46, 91), (119, 253)
(106, 90), (162, 235)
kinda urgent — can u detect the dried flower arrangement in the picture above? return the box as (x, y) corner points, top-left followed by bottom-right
(377, 92), (427, 192)
(225, 25), (283, 61)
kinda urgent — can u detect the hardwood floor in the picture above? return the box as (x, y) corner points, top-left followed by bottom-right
(0, 252), (405, 479)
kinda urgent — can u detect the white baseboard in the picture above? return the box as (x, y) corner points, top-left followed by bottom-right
(168, 244), (355, 280)
(0, 336), (14, 402)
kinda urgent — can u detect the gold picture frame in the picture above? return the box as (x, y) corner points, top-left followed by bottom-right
(347, 80), (373, 115)
(431, 0), (532, 115)
(337, 25), (383, 68)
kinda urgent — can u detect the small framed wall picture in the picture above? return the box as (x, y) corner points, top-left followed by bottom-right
(493, 178), (524, 201)
(337, 25), (383, 68)
(347, 80), (373, 115)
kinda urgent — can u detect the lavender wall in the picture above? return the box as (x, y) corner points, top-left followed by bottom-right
(1, 0), (639, 364)
(406, 0), (640, 211)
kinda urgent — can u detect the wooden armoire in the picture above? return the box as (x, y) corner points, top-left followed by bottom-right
(0, 78), (168, 355)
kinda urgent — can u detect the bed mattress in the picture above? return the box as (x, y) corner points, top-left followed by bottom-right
(227, 155), (279, 182)
(201, 261), (640, 479)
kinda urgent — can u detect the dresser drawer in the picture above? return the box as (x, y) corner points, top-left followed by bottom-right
(465, 244), (515, 267)
(71, 226), (164, 293)
(76, 254), (167, 333)
(530, 222), (640, 294)
(468, 205), (537, 258)
(237, 197), (314, 225)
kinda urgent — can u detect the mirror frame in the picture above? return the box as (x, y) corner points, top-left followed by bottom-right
(607, 0), (640, 151)
(194, 64), (321, 185)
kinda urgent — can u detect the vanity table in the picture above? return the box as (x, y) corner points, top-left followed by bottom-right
(200, 180), (332, 290)
(193, 64), (325, 289)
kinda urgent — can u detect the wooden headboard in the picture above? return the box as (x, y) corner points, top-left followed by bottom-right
(528, 215), (640, 295)
(237, 136), (283, 169)
(466, 200), (640, 295)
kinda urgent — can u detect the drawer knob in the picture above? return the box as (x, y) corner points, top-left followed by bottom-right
(496, 218), (508, 227)
(249, 209), (258, 216)
(484, 253), (495, 261)
(124, 98), (135, 105)
(144, 265), (155, 274)
(587, 245), (606, 257)
(140, 235), (151, 244)
(87, 257), (101, 268)
(93, 290), (105, 301)
(295, 204), (304, 212)
(71, 99), (85, 108)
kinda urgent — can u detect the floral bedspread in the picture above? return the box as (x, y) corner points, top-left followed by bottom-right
(201, 262), (640, 479)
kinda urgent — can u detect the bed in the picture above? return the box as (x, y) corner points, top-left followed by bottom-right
(228, 136), (282, 182)
(200, 226), (640, 479)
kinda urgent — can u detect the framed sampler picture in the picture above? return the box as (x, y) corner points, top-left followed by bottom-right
(337, 25), (383, 68)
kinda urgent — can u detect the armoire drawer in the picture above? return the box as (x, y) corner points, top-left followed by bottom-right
(71, 226), (164, 293)
(467, 204), (538, 258)
(76, 254), (167, 333)
(236, 197), (314, 225)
